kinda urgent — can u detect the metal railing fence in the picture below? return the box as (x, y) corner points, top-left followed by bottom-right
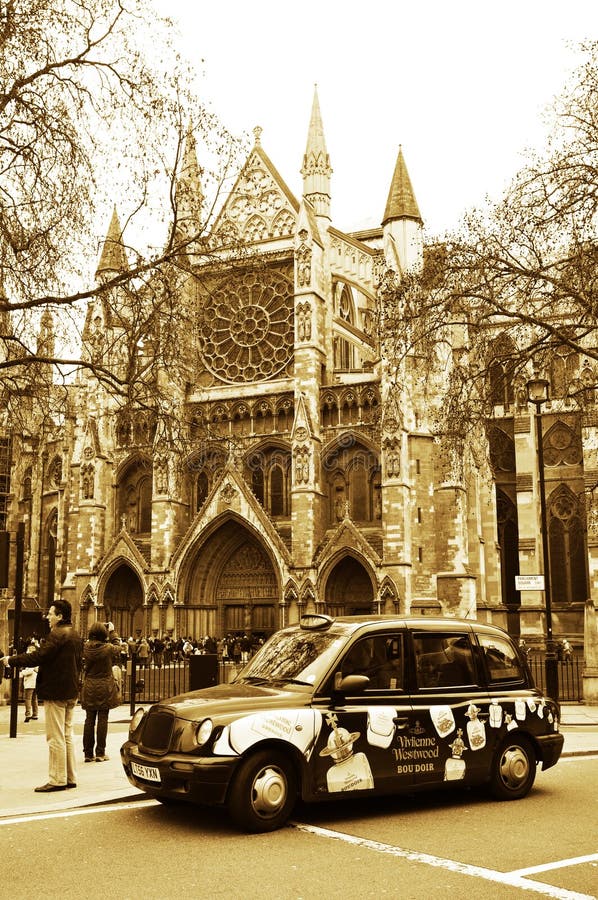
(122, 652), (585, 706)
(121, 657), (242, 706)
(527, 653), (583, 702)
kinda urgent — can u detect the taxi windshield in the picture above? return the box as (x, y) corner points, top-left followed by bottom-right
(235, 627), (347, 686)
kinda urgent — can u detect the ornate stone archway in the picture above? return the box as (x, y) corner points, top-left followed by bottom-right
(181, 519), (280, 639)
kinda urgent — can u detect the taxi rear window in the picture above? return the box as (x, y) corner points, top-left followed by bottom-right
(413, 633), (476, 689)
(479, 634), (525, 683)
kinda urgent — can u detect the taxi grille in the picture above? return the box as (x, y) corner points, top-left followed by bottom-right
(139, 708), (175, 755)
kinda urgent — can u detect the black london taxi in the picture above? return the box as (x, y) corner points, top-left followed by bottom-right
(120, 615), (564, 832)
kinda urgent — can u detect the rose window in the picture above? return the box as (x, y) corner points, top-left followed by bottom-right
(197, 268), (294, 383)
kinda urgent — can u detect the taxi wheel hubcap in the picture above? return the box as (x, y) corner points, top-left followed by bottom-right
(251, 765), (287, 816)
(499, 746), (529, 789)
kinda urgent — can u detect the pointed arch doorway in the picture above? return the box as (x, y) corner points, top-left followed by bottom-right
(182, 519), (280, 640)
(102, 564), (144, 638)
(325, 556), (374, 616)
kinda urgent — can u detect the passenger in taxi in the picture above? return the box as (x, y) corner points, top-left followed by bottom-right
(437, 637), (475, 686)
(415, 635), (475, 688)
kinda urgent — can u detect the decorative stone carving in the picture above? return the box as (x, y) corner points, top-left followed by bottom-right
(383, 436), (401, 478)
(89, 315), (105, 363)
(296, 301), (312, 341)
(80, 462), (95, 500)
(220, 481), (238, 505)
(49, 456), (62, 488)
(154, 456), (169, 495)
(196, 268), (294, 384)
(294, 444), (311, 485)
(335, 495), (350, 521)
(296, 229), (312, 288)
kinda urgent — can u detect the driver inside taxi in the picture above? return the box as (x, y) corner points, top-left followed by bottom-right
(342, 639), (398, 689)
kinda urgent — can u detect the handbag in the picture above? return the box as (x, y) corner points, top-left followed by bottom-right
(108, 674), (122, 708)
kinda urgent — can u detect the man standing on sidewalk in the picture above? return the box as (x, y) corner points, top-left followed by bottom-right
(2, 598), (82, 793)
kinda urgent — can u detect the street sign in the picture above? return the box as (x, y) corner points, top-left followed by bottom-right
(515, 575), (545, 591)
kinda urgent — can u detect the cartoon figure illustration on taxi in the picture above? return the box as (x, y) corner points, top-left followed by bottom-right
(319, 712), (374, 793)
(444, 728), (467, 781)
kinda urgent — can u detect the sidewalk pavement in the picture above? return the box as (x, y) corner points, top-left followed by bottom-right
(1, 703), (597, 820)
(0, 703), (142, 819)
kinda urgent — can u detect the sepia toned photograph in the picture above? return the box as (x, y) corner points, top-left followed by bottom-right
(1, 1), (597, 897)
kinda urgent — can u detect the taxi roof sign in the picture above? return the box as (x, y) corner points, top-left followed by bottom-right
(300, 614), (334, 630)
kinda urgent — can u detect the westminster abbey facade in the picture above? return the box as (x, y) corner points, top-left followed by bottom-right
(0, 89), (594, 653)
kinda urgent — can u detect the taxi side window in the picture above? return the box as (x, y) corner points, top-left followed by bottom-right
(479, 634), (525, 683)
(414, 633), (476, 688)
(341, 635), (403, 690)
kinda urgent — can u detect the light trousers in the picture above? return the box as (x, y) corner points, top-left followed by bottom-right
(44, 698), (77, 786)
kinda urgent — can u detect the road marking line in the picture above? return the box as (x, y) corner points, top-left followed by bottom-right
(292, 823), (596, 900)
(510, 855), (598, 877)
(3, 803), (595, 900)
(0, 799), (156, 825)
(560, 755), (598, 761)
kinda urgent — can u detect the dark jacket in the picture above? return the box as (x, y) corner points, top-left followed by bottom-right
(81, 640), (120, 711)
(9, 624), (82, 701)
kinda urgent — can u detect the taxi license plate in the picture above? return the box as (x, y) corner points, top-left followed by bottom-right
(132, 761), (161, 783)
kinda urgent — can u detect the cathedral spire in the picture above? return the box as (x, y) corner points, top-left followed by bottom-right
(175, 121), (204, 244)
(301, 85), (332, 221)
(382, 146), (423, 274)
(382, 146), (422, 226)
(95, 206), (129, 280)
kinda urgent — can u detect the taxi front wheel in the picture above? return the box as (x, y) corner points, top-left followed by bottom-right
(228, 750), (297, 833)
(490, 736), (537, 800)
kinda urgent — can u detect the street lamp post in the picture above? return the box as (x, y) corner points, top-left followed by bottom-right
(526, 377), (559, 701)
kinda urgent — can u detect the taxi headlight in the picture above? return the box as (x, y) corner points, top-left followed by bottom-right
(195, 718), (213, 746)
(129, 707), (146, 737)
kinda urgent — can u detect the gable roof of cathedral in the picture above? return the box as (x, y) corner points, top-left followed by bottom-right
(210, 126), (298, 239)
(382, 146), (422, 225)
(95, 205), (129, 278)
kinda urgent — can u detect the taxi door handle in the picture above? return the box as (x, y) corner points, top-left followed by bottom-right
(393, 717), (410, 731)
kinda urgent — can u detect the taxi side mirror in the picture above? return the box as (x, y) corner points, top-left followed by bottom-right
(333, 672), (370, 696)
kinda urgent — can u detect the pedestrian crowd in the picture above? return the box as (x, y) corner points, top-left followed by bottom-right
(116, 632), (265, 667)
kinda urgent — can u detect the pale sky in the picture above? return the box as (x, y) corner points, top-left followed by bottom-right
(150, 0), (596, 239)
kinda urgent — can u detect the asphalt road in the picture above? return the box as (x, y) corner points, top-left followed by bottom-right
(2, 754), (597, 899)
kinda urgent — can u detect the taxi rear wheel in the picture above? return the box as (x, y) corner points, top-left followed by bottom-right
(490, 736), (537, 800)
(228, 750), (297, 833)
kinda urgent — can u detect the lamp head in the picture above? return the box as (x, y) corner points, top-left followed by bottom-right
(526, 377), (550, 405)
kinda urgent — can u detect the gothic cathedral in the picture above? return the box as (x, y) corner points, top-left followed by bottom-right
(1, 89), (591, 648)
